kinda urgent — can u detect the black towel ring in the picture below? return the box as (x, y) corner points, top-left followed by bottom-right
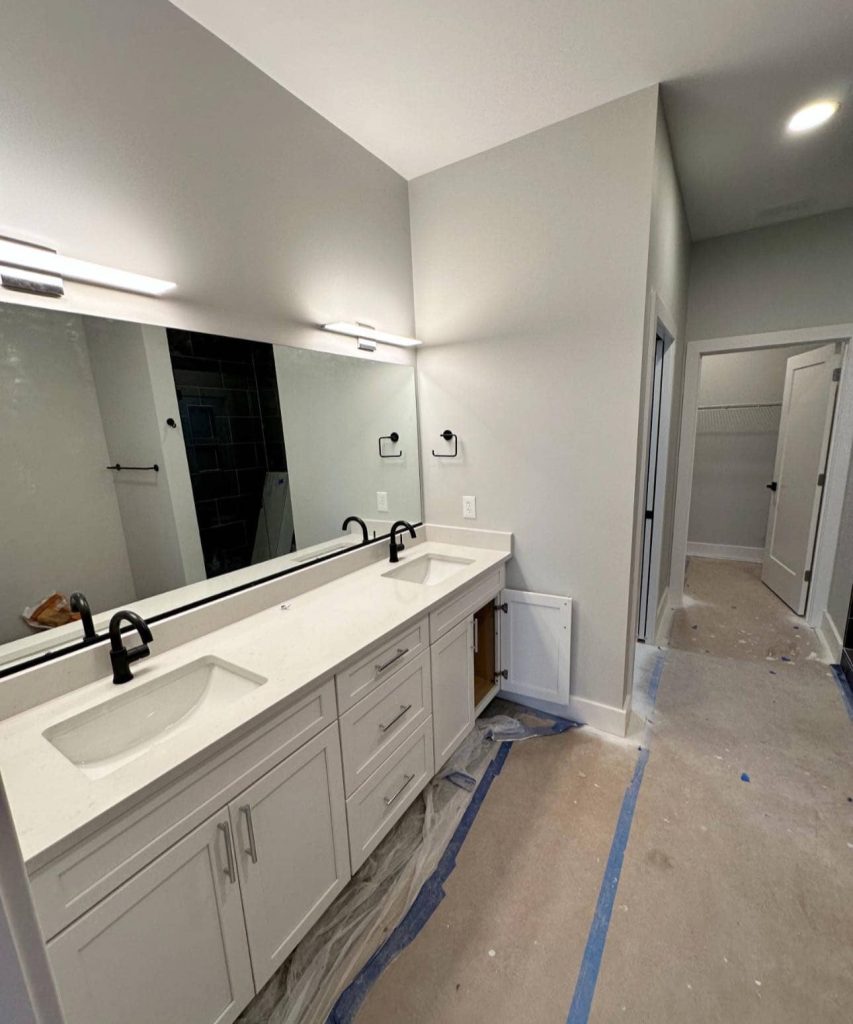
(432, 430), (458, 458)
(378, 432), (403, 458)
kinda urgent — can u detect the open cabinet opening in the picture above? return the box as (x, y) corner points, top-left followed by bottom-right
(473, 600), (499, 715)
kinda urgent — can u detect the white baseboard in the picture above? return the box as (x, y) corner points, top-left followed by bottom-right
(500, 689), (628, 737)
(818, 609), (844, 663)
(686, 542), (763, 563)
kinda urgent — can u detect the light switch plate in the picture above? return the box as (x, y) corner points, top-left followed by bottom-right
(377, 491), (389, 512)
(462, 495), (476, 519)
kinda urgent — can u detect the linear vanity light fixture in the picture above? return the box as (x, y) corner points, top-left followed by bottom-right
(0, 236), (176, 297)
(321, 321), (422, 348)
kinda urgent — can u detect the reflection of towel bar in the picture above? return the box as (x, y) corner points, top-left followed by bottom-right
(107, 463), (160, 472)
(697, 402), (781, 410)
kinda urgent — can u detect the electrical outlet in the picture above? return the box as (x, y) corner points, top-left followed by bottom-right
(463, 495), (476, 519)
(377, 491), (389, 513)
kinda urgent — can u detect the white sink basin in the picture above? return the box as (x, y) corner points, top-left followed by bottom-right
(382, 553), (474, 586)
(43, 656), (267, 779)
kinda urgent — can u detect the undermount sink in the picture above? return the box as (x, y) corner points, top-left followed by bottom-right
(382, 553), (474, 586)
(43, 656), (267, 779)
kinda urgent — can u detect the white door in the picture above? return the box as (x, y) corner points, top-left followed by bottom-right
(430, 616), (474, 767)
(761, 343), (840, 613)
(499, 589), (571, 705)
(229, 724), (350, 991)
(48, 810), (254, 1024)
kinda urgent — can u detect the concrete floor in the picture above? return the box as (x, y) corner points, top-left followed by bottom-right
(669, 557), (825, 663)
(354, 565), (852, 1023)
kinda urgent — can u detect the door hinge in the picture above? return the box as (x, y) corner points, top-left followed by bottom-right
(804, 569), (812, 583)
(495, 669), (508, 681)
(817, 472), (826, 487)
(832, 367), (841, 382)
(495, 602), (508, 614)
(644, 509), (654, 521)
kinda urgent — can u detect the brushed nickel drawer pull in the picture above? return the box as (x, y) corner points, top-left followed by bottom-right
(379, 703), (413, 733)
(240, 805), (258, 864)
(218, 821), (237, 883)
(375, 647), (408, 673)
(384, 772), (415, 807)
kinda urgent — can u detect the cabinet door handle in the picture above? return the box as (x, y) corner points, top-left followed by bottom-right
(379, 703), (413, 732)
(218, 821), (237, 883)
(240, 805), (259, 864)
(384, 772), (415, 807)
(375, 647), (408, 673)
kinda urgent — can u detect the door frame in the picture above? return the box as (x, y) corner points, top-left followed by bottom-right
(637, 319), (676, 642)
(668, 323), (853, 640)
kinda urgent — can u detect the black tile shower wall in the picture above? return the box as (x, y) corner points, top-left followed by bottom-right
(167, 330), (288, 578)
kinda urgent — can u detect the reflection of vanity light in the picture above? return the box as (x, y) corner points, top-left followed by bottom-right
(0, 237), (176, 297)
(322, 321), (422, 348)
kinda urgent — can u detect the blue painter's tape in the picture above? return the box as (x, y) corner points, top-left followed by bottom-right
(566, 748), (650, 1024)
(830, 664), (853, 720)
(565, 650), (665, 1024)
(328, 741), (513, 1024)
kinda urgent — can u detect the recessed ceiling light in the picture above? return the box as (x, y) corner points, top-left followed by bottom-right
(786, 100), (839, 134)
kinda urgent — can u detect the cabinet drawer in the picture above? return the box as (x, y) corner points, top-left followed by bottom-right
(31, 679), (336, 940)
(345, 718), (434, 872)
(335, 617), (428, 712)
(429, 567), (504, 642)
(339, 650), (432, 795)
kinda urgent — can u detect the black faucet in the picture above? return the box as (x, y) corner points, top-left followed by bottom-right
(389, 520), (416, 563)
(108, 610), (153, 685)
(69, 592), (99, 645)
(342, 515), (369, 545)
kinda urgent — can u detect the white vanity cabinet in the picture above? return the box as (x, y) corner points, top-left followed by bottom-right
(47, 809), (254, 1024)
(431, 617), (475, 767)
(429, 564), (505, 768)
(227, 724), (349, 990)
(43, 705), (350, 1024)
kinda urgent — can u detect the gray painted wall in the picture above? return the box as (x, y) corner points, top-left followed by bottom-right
(411, 88), (660, 714)
(827, 463), (853, 640)
(628, 102), (691, 656)
(687, 209), (853, 342)
(1, 0), (414, 363)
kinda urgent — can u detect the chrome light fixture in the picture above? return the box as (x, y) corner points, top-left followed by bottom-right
(322, 320), (422, 348)
(0, 236), (176, 297)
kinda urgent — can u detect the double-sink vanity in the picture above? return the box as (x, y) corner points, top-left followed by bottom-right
(0, 528), (511, 1024)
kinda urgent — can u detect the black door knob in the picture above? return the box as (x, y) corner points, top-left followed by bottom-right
(766, 481), (778, 491)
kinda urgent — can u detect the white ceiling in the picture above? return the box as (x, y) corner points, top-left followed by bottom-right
(171, 0), (852, 239)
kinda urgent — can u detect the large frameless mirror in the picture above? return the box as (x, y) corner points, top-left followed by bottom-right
(0, 302), (422, 672)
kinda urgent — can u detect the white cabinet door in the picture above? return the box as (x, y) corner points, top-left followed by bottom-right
(431, 616), (475, 767)
(48, 811), (254, 1024)
(230, 724), (350, 991)
(499, 588), (571, 705)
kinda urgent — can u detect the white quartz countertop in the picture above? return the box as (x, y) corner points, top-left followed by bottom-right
(0, 540), (509, 868)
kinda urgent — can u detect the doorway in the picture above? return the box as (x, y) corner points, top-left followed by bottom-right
(668, 328), (852, 661)
(637, 322), (675, 642)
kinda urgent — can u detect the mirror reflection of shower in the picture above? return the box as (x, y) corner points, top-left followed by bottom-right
(168, 330), (295, 578)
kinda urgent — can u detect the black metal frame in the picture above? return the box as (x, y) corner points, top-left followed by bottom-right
(0, 522), (424, 680)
